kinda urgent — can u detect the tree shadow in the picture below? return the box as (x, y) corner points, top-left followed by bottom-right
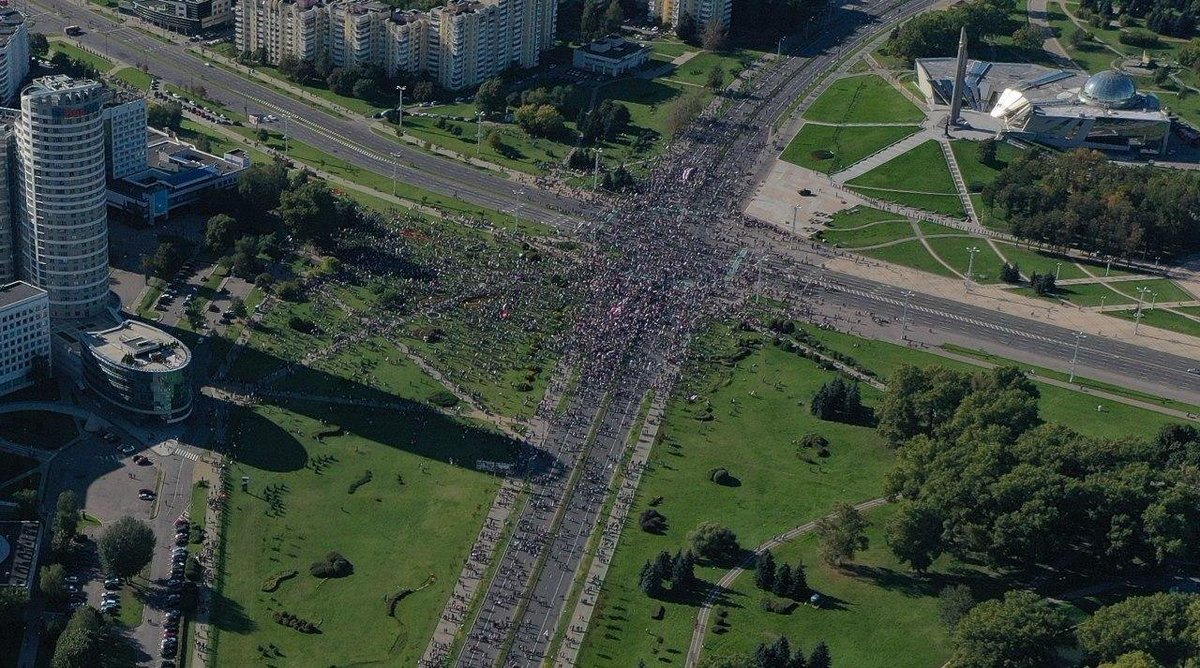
(208, 587), (257, 635)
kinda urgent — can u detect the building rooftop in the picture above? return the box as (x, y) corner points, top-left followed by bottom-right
(917, 58), (1089, 112)
(0, 521), (40, 590)
(0, 281), (46, 310)
(577, 34), (649, 60)
(80, 320), (191, 372)
(0, 7), (26, 46)
(110, 129), (250, 197)
(23, 74), (101, 97)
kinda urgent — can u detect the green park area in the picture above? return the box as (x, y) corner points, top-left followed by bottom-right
(111, 67), (153, 90)
(1105, 304), (1200, 338)
(804, 74), (926, 124)
(211, 400), (511, 666)
(49, 39), (114, 74)
(782, 124), (921, 174)
(577, 315), (1194, 667)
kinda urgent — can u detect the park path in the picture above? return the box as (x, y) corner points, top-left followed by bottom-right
(829, 130), (928, 183)
(684, 497), (890, 668)
(938, 139), (980, 225)
(1026, 0), (1079, 67)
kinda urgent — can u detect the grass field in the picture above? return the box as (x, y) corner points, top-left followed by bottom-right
(992, 243), (1091, 280)
(576, 327), (897, 667)
(804, 74), (926, 124)
(847, 187), (967, 218)
(111, 67), (153, 90)
(824, 206), (899, 230)
(273, 336), (453, 405)
(858, 239), (958, 278)
(781, 124), (921, 174)
(922, 236), (1006, 283)
(212, 400), (511, 667)
(949, 139), (1024, 192)
(820, 220), (916, 248)
(1106, 305), (1200, 338)
(1014, 281), (1135, 307)
(49, 39), (113, 73)
(669, 49), (762, 87)
(847, 141), (957, 194)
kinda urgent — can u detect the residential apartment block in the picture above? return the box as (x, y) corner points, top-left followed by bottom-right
(236, 0), (557, 90)
(648, 0), (732, 29)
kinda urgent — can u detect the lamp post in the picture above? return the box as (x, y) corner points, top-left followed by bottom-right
(395, 85), (407, 132)
(791, 204), (800, 236)
(965, 246), (980, 287)
(475, 111), (484, 153)
(1134, 286), (1151, 334)
(1055, 261), (1062, 281)
(390, 152), (402, 197)
(512, 189), (524, 230)
(900, 289), (914, 338)
(1068, 331), (1086, 383)
(592, 148), (603, 192)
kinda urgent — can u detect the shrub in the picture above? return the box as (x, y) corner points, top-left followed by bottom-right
(810, 149), (834, 160)
(1119, 28), (1161, 47)
(759, 597), (796, 614)
(310, 551), (354, 578)
(428, 390), (459, 408)
(273, 610), (321, 633)
(639, 508), (668, 534)
(347, 470), (373, 494)
(261, 570), (298, 592)
(708, 467), (737, 486)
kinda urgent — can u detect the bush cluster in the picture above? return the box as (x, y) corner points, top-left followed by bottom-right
(310, 551), (353, 578)
(273, 610), (320, 634)
(347, 470), (373, 494)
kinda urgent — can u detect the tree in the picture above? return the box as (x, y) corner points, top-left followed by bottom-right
(30, 33), (49, 58)
(706, 65), (726, 91)
(754, 550), (776, 591)
(1100, 652), (1166, 668)
(876, 365), (972, 444)
(580, 0), (606, 41)
(938, 584), (976, 632)
(204, 213), (239, 252)
(40, 563), (69, 605)
(54, 490), (80, 540)
(1011, 25), (1045, 50)
(977, 138), (998, 166)
(810, 377), (865, 424)
(670, 551), (695, 589)
(639, 508), (668, 533)
(702, 19), (729, 51)
(238, 161), (290, 213)
(774, 562), (793, 597)
(688, 522), (740, 563)
(147, 102), (183, 131)
(664, 92), (705, 137)
(1029, 272), (1056, 296)
(230, 235), (263, 279)
(1000, 262), (1021, 283)
(476, 77), (506, 115)
(51, 606), (105, 668)
(815, 502), (869, 566)
(143, 238), (189, 281)
(885, 502), (944, 571)
(12, 488), (38, 520)
(951, 590), (1069, 668)
(0, 587), (27, 647)
(514, 104), (567, 138)
(230, 297), (247, 318)
(676, 11), (698, 43)
(1070, 26), (1093, 47)
(99, 517), (156, 579)
(603, 0), (624, 34)
(638, 560), (664, 597)
(1077, 593), (1198, 666)
(278, 181), (339, 243)
(808, 641), (832, 668)
(327, 67), (357, 96)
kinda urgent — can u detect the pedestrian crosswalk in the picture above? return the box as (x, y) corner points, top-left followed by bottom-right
(174, 447), (201, 462)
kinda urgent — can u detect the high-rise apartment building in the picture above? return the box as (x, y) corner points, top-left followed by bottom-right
(0, 7), (29, 106)
(236, 0), (556, 90)
(648, 0), (731, 29)
(14, 76), (111, 321)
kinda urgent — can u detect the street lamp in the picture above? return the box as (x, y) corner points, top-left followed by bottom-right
(1068, 331), (1086, 383)
(965, 246), (980, 287)
(512, 189), (525, 229)
(592, 148), (603, 192)
(791, 204), (800, 236)
(475, 111), (484, 154)
(1054, 261), (1062, 281)
(390, 152), (402, 197)
(900, 289), (914, 338)
(395, 85), (407, 132)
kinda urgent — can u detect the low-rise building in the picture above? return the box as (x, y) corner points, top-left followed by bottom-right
(107, 128), (252, 224)
(0, 281), (49, 397)
(80, 320), (192, 423)
(573, 35), (650, 77)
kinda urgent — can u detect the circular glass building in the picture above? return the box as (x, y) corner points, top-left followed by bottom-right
(1078, 70), (1139, 109)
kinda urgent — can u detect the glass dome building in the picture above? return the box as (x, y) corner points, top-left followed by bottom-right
(1079, 70), (1139, 108)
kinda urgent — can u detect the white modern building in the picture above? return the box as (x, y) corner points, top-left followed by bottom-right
(104, 92), (148, 180)
(648, 0), (731, 29)
(573, 35), (650, 76)
(118, 0), (233, 34)
(0, 7), (29, 107)
(236, 0), (557, 90)
(14, 76), (111, 321)
(0, 281), (50, 397)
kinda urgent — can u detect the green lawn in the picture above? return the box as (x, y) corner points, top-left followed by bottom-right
(576, 328), (897, 667)
(949, 139), (1024, 192)
(824, 206), (900, 230)
(847, 140), (957, 193)
(858, 239), (958, 278)
(804, 74), (926, 124)
(781, 124), (921, 174)
(847, 187), (967, 218)
(212, 401), (511, 667)
(819, 220), (917, 248)
(923, 236), (1007, 283)
(247, 63), (384, 117)
(650, 40), (693, 58)
(273, 336), (454, 405)
(1105, 306), (1200, 338)
(1017, 281), (1136, 307)
(1112, 278), (1196, 304)
(49, 39), (114, 73)
(991, 243), (1092, 280)
(111, 67), (153, 90)
(0, 411), (78, 449)
(669, 49), (761, 87)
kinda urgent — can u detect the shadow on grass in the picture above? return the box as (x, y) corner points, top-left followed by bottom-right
(209, 586), (258, 635)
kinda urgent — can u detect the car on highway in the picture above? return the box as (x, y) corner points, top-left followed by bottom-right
(120, 444), (136, 455)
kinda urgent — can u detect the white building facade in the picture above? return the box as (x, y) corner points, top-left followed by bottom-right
(0, 8), (29, 107)
(647, 0), (731, 29)
(0, 281), (50, 397)
(14, 77), (111, 321)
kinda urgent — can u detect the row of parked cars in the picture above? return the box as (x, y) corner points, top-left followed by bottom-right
(159, 515), (195, 666)
(149, 79), (233, 126)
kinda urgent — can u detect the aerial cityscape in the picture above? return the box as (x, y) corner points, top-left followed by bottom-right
(3, 0), (1200, 666)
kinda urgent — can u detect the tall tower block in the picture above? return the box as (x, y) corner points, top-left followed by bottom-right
(949, 27), (968, 126)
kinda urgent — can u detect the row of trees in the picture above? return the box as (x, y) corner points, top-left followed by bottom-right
(884, 0), (1016, 62)
(983, 148), (1200, 258)
(1082, 0), (1198, 37)
(753, 551), (809, 600)
(809, 377), (867, 425)
(637, 550), (696, 597)
(747, 636), (832, 668)
(264, 50), (439, 105)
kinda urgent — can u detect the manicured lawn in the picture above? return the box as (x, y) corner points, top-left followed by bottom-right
(594, 76), (712, 137)
(1113, 278), (1196, 304)
(274, 336), (453, 405)
(858, 239), (958, 278)
(703, 503), (999, 668)
(846, 140), (957, 193)
(49, 39), (113, 73)
(923, 236), (1007, 283)
(1015, 281), (1135, 307)
(247, 63), (385, 117)
(669, 49), (761, 87)
(651, 40), (694, 58)
(804, 74), (926, 124)
(0, 411), (78, 449)
(847, 187), (967, 218)
(1105, 306), (1200, 338)
(212, 401), (510, 667)
(111, 67), (153, 90)
(819, 220), (917, 248)
(393, 115), (550, 176)
(781, 124), (921, 174)
(576, 328), (897, 667)
(991, 243), (1092, 280)
(824, 206), (900, 230)
(949, 139), (1024, 191)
